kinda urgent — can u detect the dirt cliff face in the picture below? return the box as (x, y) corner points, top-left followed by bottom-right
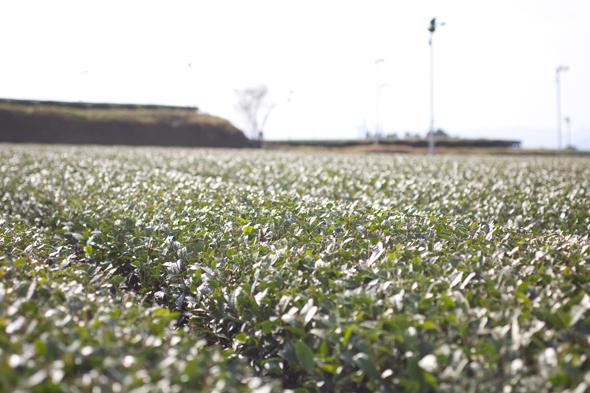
(0, 99), (256, 148)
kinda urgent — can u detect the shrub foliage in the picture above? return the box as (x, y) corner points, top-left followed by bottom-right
(1, 145), (590, 392)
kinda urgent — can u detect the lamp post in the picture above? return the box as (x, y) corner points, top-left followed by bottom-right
(375, 59), (384, 144)
(556, 66), (568, 152)
(564, 116), (571, 149)
(375, 82), (388, 144)
(186, 63), (201, 111)
(428, 18), (445, 155)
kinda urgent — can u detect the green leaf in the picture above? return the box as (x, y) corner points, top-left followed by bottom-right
(208, 280), (219, 289)
(353, 353), (380, 379)
(342, 324), (357, 346)
(423, 372), (438, 388)
(422, 321), (438, 330)
(295, 341), (315, 374)
(284, 326), (307, 337)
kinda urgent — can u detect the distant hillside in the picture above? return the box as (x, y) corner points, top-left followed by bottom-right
(0, 99), (255, 148)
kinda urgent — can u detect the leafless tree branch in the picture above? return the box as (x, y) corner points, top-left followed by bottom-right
(234, 85), (274, 141)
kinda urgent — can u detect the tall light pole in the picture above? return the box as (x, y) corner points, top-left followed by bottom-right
(564, 116), (571, 149)
(375, 59), (384, 144)
(556, 66), (568, 152)
(187, 63), (198, 110)
(428, 18), (445, 155)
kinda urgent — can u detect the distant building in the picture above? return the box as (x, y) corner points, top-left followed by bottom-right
(427, 128), (449, 138)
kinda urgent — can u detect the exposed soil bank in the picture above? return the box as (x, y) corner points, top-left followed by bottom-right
(0, 99), (256, 148)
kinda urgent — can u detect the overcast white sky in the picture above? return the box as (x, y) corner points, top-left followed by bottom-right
(1, 1), (589, 150)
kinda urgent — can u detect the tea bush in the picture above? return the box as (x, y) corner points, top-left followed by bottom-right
(1, 145), (589, 393)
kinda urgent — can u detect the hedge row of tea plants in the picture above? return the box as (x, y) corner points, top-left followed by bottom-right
(1, 145), (590, 393)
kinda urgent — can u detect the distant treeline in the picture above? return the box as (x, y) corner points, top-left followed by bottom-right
(266, 138), (521, 149)
(0, 98), (255, 148)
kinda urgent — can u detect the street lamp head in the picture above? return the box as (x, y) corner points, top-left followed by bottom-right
(556, 66), (569, 73)
(429, 18), (445, 34)
(375, 59), (384, 64)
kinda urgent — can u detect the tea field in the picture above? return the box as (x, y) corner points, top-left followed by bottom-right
(1, 145), (590, 393)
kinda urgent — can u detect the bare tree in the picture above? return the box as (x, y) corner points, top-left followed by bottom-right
(234, 85), (275, 141)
